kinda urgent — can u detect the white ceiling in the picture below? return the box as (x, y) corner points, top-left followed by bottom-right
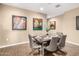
(3, 3), (79, 18)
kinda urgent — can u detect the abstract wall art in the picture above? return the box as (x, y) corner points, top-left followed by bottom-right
(12, 15), (27, 30)
(33, 18), (43, 30)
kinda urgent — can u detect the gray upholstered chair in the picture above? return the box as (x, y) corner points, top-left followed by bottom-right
(28, 34), (41, 55)
(56, 32), (63, 37)
(57, 35), (67, 49)
(44, 37), (59, 55)
(56, 35), (67, 55)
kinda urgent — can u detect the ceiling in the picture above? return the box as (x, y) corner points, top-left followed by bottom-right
(3, 3), (79, 18)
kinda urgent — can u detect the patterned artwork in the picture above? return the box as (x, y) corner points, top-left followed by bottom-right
(48, 21), (56, 30)
(12, 15), (27, 30)
(33, 18), (43, 30)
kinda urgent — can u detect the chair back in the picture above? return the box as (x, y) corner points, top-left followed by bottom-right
(46, 37), (59, 51)
(58, 35), (67, 49)
(56, 32), (63, 37)
(28, 34), (33, 49)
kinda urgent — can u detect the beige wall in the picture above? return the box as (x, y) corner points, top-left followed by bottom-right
(0, 4), (47, 46)
(49, 7), (79, 45)
(0, 4), (79, 47)
(48, 15), (63, 33)
(63, 7), (79, 44)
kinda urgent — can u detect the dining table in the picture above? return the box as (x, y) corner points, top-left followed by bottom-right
(34, 34), (61, 56)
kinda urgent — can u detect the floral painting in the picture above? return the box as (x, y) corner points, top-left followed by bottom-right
(12, 15), (27, 30)
(33, 18), (43, 30)
(48, 21), (56, 30)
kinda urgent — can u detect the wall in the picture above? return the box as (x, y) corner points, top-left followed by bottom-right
(0, 4), (47, 46)
(48, 15), (64, 34)
(49, 7), (79, 45)
(0, 4), (79, 47)
(63, 7), (79, 44)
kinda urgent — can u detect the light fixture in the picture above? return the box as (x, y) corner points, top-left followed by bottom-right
(55, 4), (61, 8)
(40, 7), (44, 11)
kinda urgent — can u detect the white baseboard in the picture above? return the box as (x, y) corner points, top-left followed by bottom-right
(66, 41), (79, 46)
(1, 41), (79, 49)
(0, 41), (29, 48)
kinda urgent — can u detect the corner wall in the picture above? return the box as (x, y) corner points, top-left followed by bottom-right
(63, 7), (79, 44)
(50, 7), (79, 45)
(47, 15), (64, 33)
(0, 4), (47, 47)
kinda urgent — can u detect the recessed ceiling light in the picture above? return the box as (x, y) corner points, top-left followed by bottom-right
(55, 4), (61, 8)
(40, 7), (44, 11)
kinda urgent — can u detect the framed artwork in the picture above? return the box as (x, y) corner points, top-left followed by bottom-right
(12, 15), (27, 30)
(76, 16), (79, 30)
(33, 18), (43, 30)
(48, 21), (56, 30)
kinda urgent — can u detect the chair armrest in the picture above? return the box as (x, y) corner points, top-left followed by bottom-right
(43, 42), (47, 44)
(42, 42), (48, 47)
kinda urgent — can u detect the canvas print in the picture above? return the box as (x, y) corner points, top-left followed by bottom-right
(48, 21), (56, 30)
(33, 18), (43, 30)
(12, 15), (27, 30)
(76, 16), (79, 30)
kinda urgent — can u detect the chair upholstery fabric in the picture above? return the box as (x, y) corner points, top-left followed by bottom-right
(44, 37), (59, 52)
(57, 35), (67, 49)
(28, 34), (41, 49)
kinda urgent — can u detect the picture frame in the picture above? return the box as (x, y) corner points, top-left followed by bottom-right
(33, 18), (43, 30)
(76, 16), (79, 30)
(48, 21), (56, 30)
(12, 15), (27, 30)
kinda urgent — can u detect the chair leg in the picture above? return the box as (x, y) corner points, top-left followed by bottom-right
(56, 49), (67, 56)
(33, 49), (41, 55)
(44, 49), (55, 56)
(28, 49), (35, 55)
(59, 49), (67, 55)
(38, 48), (40, 53)
(29, 48), (44, 56)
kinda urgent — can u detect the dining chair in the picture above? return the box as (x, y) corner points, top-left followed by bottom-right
(57, 35), (67, 49)
(57, 35), (67, 55)
(44, 37), (59, 55)
(56, 32), (63, 37)
(28, 34), (41, 55)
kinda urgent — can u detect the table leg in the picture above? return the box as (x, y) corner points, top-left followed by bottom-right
(40, 43), (44, 56)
